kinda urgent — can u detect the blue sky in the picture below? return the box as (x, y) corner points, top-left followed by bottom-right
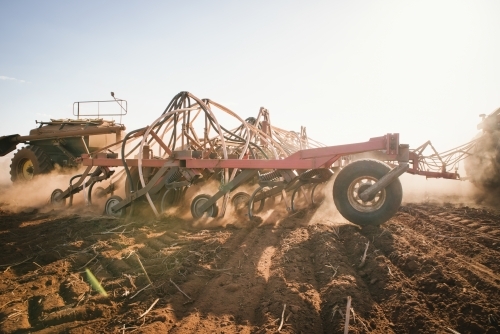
(1, 0), (500, 161)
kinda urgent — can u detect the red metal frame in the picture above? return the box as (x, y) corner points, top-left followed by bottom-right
(82, 134), (401, 170)
(407, 152), (459, 179)
(80, 132), (461, 180)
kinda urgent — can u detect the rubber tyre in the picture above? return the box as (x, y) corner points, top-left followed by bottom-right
(291, 185), (310, 212)
(104, 195), (125, 217)
(191, 194), (219, 218)
(231, 191), (250, 215)
(50, 188), (66, 207)
(88, 183), (107, 205)
(10, 145), (53, 182)
(160, 188), (181, 213)
(333, 159), (402, 226)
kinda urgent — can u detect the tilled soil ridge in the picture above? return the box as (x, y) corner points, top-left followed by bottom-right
(0, 202), (499, 333)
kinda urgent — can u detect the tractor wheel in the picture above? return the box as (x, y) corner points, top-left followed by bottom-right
(10, 146), (53, 182)
(190, 194), (219, 218)
(333, 159), (402, 226)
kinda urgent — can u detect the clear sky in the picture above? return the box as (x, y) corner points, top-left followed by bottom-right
(1, 0), (500, 160)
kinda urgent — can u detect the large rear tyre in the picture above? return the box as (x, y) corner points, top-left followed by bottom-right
(10, 146), (53, 182)
(333, 159), (402, 226)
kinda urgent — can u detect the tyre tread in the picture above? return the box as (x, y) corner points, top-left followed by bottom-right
(9, 145), (53, 182)
(333, 159), (402, 226)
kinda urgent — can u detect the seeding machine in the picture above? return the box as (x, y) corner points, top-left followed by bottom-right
(41, 91), (486, 226)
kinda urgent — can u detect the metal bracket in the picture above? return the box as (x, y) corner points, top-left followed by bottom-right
(53, 141), (78, 166)
(359, 163), (409, 201)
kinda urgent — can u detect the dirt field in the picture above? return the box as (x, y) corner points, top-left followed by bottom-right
(0, 180), (499, 333)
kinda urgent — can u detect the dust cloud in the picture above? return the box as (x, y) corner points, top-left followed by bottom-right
(160, 181), (261, 228)
(0, 165), (84, 213)
(0, 156), (493, 222)
(309, 178), (350, 226)
(462, 131), (500, 206)
(0, 154), (13, 187)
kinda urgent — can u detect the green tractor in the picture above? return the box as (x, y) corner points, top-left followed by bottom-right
(0, 94), (126, 182)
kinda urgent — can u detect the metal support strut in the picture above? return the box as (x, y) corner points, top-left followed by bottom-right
(359, 163), (409, 202)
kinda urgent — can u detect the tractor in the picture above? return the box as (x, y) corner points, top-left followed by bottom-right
(0, 94), (126, 182)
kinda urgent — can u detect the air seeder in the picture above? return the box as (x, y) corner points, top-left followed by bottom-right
(48, 91), (479, 226)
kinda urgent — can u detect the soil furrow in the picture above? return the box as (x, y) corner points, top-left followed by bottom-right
(1, 202), (499, 333)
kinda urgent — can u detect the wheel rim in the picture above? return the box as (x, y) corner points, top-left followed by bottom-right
(50, 189), (65, 206)
(18, 158), (34, 180)
(105, 198), (123, 217)
(192, 196), (214, 218)
(231, 192), (250, 213)
(347, 176), (386, 213)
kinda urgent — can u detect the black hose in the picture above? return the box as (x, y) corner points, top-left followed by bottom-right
(206, 116), (269, 159)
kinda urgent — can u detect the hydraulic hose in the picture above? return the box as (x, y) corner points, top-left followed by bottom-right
(121, 127), (147, 193)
